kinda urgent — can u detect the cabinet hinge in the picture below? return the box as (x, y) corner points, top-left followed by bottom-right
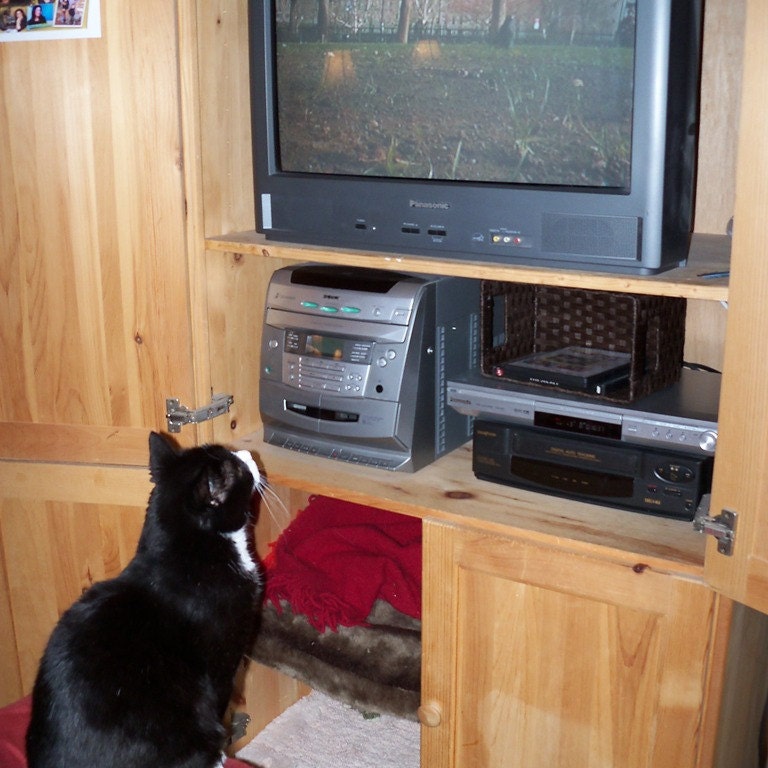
(165, 393), (234, 433)
(692, 496), (737, 556)
(228, 711), (251, 746)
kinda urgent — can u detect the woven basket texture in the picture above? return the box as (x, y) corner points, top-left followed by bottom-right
(480, 282), (686, 402)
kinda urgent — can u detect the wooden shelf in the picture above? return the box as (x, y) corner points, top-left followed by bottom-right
(239, 435), (707, 576)
(206, 231), (730, 302)
(215, 229), (723, 576)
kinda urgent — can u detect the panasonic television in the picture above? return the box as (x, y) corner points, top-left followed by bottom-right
(249, 0), (702, 274)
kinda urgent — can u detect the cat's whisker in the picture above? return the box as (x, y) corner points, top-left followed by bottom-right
(254, 479), (291, 530)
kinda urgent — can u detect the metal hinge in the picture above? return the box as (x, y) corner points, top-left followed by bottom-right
(693, 496), (737, 556)
(165, 393), (234, 433)
(228, 711), (251, 746)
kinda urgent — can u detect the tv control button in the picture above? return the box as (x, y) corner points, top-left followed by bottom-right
(300, 301), (319, 309)
(377, 357), (388, 367)
(320, 306), (339, 313)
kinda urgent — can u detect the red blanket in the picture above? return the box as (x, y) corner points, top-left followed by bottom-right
(264, 495), (422, 631)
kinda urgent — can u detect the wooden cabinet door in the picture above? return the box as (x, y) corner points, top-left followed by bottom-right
(421, 520), (729, 768)
(0, 461), (151, 704)
(704, 0), (768, 616)
(0, 1), (200, 466)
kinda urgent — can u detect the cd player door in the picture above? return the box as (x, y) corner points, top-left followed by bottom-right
(259, 293), (432, 445)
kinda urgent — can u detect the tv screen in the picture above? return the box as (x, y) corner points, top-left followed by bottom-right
(250, 0), (702, 274)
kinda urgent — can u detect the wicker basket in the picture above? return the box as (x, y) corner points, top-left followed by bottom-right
(480, 282), (687, 402)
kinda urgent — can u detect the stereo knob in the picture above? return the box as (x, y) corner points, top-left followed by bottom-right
(699, 430), (717, 453)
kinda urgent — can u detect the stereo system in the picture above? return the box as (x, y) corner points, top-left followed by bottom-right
(259, 264), (480, 471)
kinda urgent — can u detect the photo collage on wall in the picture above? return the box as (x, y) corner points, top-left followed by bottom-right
(0, 1), (101, 41)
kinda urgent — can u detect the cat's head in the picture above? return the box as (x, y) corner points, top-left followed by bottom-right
(147, 432), (259, 535)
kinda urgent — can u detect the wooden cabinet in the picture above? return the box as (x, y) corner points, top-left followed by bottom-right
(3, 1), (768, 766)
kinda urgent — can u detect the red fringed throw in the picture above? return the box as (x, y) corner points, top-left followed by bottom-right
(263, 495), (422, 631)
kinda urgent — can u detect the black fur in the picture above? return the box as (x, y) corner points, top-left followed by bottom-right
(26, 432), (262, 768)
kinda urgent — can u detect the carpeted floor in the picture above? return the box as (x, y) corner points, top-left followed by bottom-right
(237, 691), (420, 768)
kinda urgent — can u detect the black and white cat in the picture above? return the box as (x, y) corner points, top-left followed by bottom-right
(26, 432), (263, 768)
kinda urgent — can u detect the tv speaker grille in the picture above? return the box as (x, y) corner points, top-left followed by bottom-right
(542, 214), (641, 261)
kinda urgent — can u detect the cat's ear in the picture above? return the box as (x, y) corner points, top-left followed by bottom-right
(148, 431), (178, 483)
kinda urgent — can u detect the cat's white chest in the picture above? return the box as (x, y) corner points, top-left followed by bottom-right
(226, 449), (261, 578)
(225, 527), (259, 578)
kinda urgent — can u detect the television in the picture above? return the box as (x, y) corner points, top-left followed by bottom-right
(249, 0), (702, 275)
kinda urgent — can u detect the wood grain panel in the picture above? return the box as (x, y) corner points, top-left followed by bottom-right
(0, 0), (197, 463)
(695, 0), (746, 236)
(423, 520), (730, 768)
(683, 299), (727, 373)
(705, 0), (768, 616)
(205, 252), (294, 445)
(0, 424), (152, 464)
(0, 522), (23, 705)
(193, 1), (256, 238)
(0, 462), (151, 703)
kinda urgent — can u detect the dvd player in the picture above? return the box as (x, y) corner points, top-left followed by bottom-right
(447, 368), (719, 457)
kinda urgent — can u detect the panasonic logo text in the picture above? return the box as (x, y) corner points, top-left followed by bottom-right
(409, 200), (450, 210)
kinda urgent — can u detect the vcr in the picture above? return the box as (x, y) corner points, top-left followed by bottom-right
(473, 419), (713, 520)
